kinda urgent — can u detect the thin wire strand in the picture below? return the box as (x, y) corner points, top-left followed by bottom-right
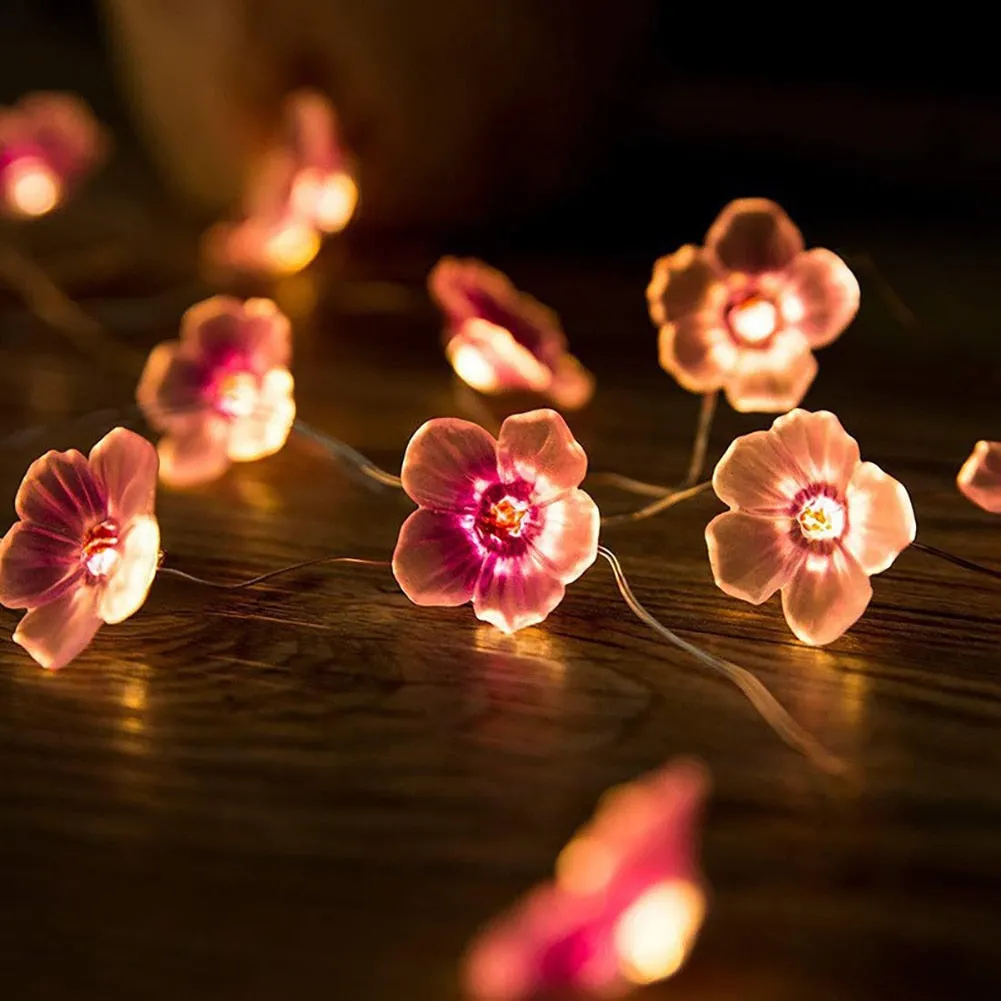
(684, 390), (718, 487)
(158, 555), (390, 590)
(597, 546), (847, 775)
(911, 541), (1001, 582)
(600, 481), (712, 527)
(292, 419), (403, 489)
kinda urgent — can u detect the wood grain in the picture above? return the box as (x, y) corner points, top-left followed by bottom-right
(2, 216), (1001, 1001)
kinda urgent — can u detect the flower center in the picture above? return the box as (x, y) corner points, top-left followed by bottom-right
(217, 371), (259, 418)
(3, 157), (61, 217)
(474, 481), (537, 552)
(480, 496), (530, 539)
(796, 492), (845, 542)
(82, 520), (120, 579)
(727, 294), (778, 346)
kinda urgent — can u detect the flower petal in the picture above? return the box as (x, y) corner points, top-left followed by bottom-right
(13, 584), (102, 670)
(227, 367), (297, 462)
(723, 328), (817, 413)
(547, 352), (595, 411)
(770, 410), (861, 494)
(712, 429), (804, 515)
(401, 418), (499, 512)
(0, 522), (83, 608)
(705, 511), (801, 604)
(706, 198), (804, 275)
(658, 316), (737, 393)
(843, 462), (916, 575)
(780, 547), (872, 646)
(181, 296), (292, 373)
(392, 509), (482, 607)
(473, 556), (566, 634)
(445, 319), (551, 396)
(531, 489), (600, 583)
(15, 447), (105, 540)
(497, 409), (587, 501)
(647, 246), (726, 326)
(157, 418), (232, 488)
(135, 342), (206, 433)
(98, 515), (160, 624)
(89, 427), (159, 525)
(957, 440), (1001, 514)
(779, 248), (860, 348)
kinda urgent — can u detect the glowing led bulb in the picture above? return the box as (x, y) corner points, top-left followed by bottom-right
(217, 372), (259, 419)
(264, 221), (321, 275)
(728, 295), (777, 345)
(4, 158), (62, 217)
(796, 492), (846, 542)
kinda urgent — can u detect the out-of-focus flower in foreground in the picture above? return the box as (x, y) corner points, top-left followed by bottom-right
(137, 296), (296, 487)
(0, 92), (106, 219)
(392, 408), (599, 633)
(430, 257), (594, 410)
(957, 440), (1001, 514)
(202, 89), (356, 278)
(648, 198), (859, 413)
(0, 428), (159, 670)
(706, 409), (915, 646)
(463, 758), (709, 999)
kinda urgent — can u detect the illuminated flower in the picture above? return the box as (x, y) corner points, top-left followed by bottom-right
(957, 441), (1001, 514)
(392, 408), (599, 633)
(0, 428), (159, 670)
(430, 257), (594, 410)
(706, 409), (915, 646)
(0, 92), (106, 218)
(463, 759), (708, 999)
(201, 89), (355, 277)
(648, 199), (859, 413)
(136, 296), (296, 487)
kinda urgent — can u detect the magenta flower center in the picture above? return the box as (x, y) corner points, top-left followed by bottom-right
(82, 519), (120, 580)
(792, 486), (846, 545)
(475, 481), (538, 553)
(727, 294), (778, 346)
(216, 371), (259, 418)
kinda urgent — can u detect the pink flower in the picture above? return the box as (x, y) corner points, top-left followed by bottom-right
(957, 441), (1001, 514)
(706, 409), (915, 646)
(0, 92), (106, 218)
(647, 199), (859, 413)
(392, 409), (599, 633)
(201, 90), (355, 277)
(463, 759), (708, 999)
(430, 257), (594, 411)
(0, 428), (160, 670)
(136, 297), (296, 487)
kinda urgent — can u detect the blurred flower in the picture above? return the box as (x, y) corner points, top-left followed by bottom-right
(201, 89), (356, 278)
(430, 257), (594, 410)
(957, 440), (1001, 514)
(706, 409), (915, 646)
(464, 759), (708, 999)
(136, 296), (296, 487)
(648, 198), (859, 413)
(0, 92), (106, 219)
(0, 428), (159, 670)
(392, 408), (599, 633)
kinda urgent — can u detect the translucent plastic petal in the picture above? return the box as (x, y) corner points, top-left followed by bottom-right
(705, 510), (801, 604)
(0, 521), (83, 608)
(392, 509), (482, 607)
(647, 245), (725, 326)
(98, 515), (160, 624)
(181, 296), (291, 373)
(843, 461), (916, 575)
(135, 342), (205, 434)
(497, 409), (587, 501)
(473, 556), (567, 634)
(13, 583), (102, 670)
(157, 418), (232, 488)
(445, 319), (551, 396)
(227, 368), (296, 462)
(705, 198), (804, 274)
(770, 410), (861, 494)
(780, 546), (872, 646)
(547, 353), (595, 411)
(531, 489), (600, 584)
(15, 447), (105, 540)
(723, 328), (817, 413)
(957, 440), (1001, 514)
(712, 429), (805, 515)
(400, 418), (499, 512)
(779, 248), (860, 348)
(658, 316), (737, 393)
(89, 427), (159, 525)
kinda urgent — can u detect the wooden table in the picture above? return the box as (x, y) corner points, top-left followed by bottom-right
(1, 197), (1000, 1001)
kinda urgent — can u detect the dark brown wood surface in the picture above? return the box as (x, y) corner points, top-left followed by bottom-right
(2, 202), (1001, 1001)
